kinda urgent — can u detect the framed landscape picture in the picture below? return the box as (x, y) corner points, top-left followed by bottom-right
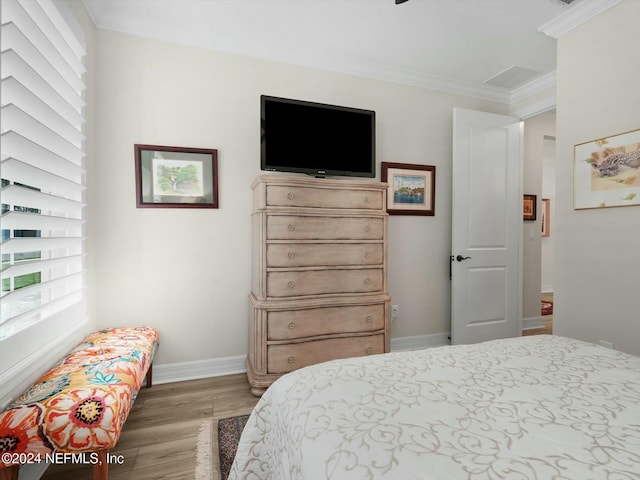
(135, 144), (218, 208)
(381, 162), (435, 215)
(574, 128), (640, 210)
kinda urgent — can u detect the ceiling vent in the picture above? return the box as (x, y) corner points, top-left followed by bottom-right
(484, 65), (540, 89)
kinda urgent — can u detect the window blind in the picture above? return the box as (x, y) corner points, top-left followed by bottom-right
(1, 0), (86, 340)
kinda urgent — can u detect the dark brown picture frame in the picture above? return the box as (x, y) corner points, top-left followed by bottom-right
(523, 194), (536, 221)
(381, 162), (436, 216)
(135, 144), (218, 208)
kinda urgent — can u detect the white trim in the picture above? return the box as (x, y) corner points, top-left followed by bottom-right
(522, 316), (545, 331)
(512, 95), (557, 120)
(151, 334), (453, 385)
(542, 285), (554, 294)
(390, 332), (451, 352)
(538, 0), (623, 39)
(82, 2), (555, 105)
(509, 72), (556, 104)
(346, 64), (512, 104)
(152, 355), (247, 385)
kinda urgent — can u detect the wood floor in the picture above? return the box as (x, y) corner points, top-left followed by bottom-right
(42, 374), (259, 480)
(41, 294), (553, 479)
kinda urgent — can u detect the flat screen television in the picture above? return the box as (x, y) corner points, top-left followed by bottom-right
(260, 95), (375, 178)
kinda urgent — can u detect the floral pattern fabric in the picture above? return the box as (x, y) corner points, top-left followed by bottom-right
(230, 335), (640, 480)
(0, 326), (158, 468)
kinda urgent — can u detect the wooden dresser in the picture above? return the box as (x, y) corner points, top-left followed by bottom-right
(247, 175), (391, 396)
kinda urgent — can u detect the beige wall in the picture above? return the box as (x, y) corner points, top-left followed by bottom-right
(91, 29), (509, 366)
(522, 112), (556, 321)
(554, 0), (640, 355)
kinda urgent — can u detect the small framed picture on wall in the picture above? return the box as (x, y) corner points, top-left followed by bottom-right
(381, 162), (436, 216)
(134, 144), (219, 208)
(523, 194), (536, 221)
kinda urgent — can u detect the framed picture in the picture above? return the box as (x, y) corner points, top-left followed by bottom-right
(134, 144), (218, 208)
(541, 198), (550, 237)
(523, 194), (536, 221)
(381, 162), (435, 216)
(574, 128), (640, 210)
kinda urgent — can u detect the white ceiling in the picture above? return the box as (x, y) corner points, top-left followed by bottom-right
(81, 0), (614, 103)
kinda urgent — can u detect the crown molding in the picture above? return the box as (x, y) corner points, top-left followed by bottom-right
(83, 0), (553, 106)
(509, 71), (556, 104)
(538, 0), (623, 39)
(511, 94), (556, 120)
(336, 63), (513, 104)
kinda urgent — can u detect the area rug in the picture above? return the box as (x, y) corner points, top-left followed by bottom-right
(542, 300), (553, 316)
(218, 414), (250, 480)
(196, 418), (214, 480)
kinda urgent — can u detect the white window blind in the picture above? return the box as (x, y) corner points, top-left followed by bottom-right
(1, 0), (86, 340)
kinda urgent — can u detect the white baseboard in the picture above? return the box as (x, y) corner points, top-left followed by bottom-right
(522, 316), (545, 330)
(12, 327), (554, 395)
(391, 332), (451, 352)
(4, 327), (550, 400)
(152, 355), (247, 385)
(151, 333), (453, 385)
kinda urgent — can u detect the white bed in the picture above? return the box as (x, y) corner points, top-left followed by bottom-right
(229, 335), (640, 480)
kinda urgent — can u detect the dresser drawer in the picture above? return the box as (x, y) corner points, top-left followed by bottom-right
(267, 268), (383, 297)
(266, 185), (383, 210)
(266, 243), (383, 267)
(267, 334), (384, 374)
(267, 304), (385, 340)
(267, 215), (384, 240)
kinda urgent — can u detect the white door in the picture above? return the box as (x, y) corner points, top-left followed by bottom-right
(451, 108), (522, 344)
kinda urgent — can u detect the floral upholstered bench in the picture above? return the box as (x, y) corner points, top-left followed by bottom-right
(0, 326), (159, 480)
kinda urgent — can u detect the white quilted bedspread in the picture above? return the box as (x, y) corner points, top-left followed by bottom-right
(229, 335), (640, 480)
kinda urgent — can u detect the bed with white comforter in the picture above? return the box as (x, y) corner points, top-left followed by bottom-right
(229, 335), (640, 480)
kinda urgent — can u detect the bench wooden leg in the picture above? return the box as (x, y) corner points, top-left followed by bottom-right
(93, 449), (108, 480)
(145, 363), (153, 388)
(0, 466), (19, 480)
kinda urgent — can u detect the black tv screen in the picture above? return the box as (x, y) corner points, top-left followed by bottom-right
(260, 95), (375, 178)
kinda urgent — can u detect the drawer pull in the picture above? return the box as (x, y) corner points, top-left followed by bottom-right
(288, 252), (295, 260)
(363, 278), (371, 286)
(288, 356), (295, 364)
(365, 315), (373, 323)
(364, 195), (369, 203)
(287, 281), (295, 289)
(288, 322), (295, 330)
(364, 251), (372, 259)
(288, 192), (295, 200)
(365, 347), (373, 354)
(287, 224), (295, 231)
(365, 225), (370, 232)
